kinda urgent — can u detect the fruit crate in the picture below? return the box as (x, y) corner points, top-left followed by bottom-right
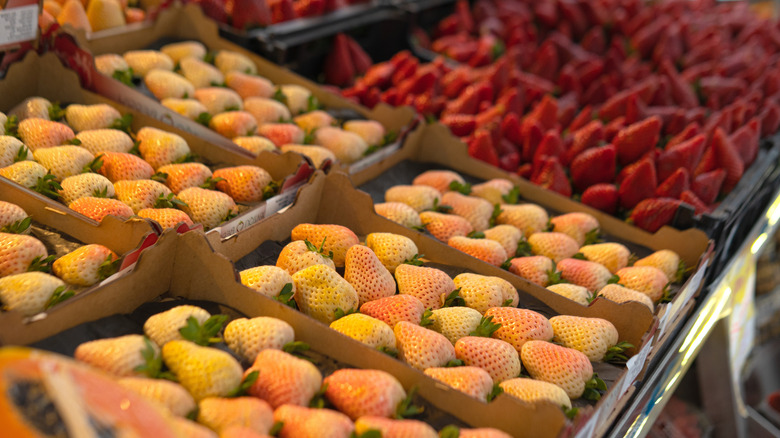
(58, 4), (416, 174)
(0, 230), (565, 438)
(0, 52), (314, 239)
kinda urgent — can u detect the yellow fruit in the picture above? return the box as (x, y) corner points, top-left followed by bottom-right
(162, 340), (244, 401)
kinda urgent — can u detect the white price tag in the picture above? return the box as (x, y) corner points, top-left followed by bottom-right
(265, 182), (304, 218)
(620, 339), (653, 396)
(659, 266), (706, 337)
(349, 142), (401, 174)
(0, 5), (37, 47)
(217, 204), (267, 239)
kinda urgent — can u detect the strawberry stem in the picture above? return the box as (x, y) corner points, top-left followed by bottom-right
(263, 180), (281, 200)
(420, 309), (434, 327)
(489, 204), (503, 227)
(97, 254), (121, 281)
(34, 173), (62, 201)
(583, 228), (602, 245)
(394, 386), (424, 419)
(604, 341), (635, 364)
(45, 286), (74, 309)
(5, 115), (19, 138)
(467, 230), (485, 239)
(381, 130), (398, 146)
(546, 270), (564, 285)
(178, 315), (229, 346)
(110, 113), (134, 135)
(445, 359), (464, 367)
(308, 383), (329, 408)
(269, 421), (284, 437)
(572, 252), (587, 260)
(134, 337), (177, 381)
(378, 346), (398, 358)
(13, 145), (28, 162)
(82, 154), (104, 174)
(1, 216), (32, 234)
(675, 260), (688, 283)
(431, 198), (452, 213)
(274, 283), (296, 308)
(438, 425), (460, 438)
(563, 406), (579, 420)
(449, 180), (472, 195)
(28, 255), (56, 273)
(607, 274), (621, 285)
(487, 384), (504, 402)
(582, 373), (607, 401)
(515, 240), (533, 257)
(442, 288), (465, 307)
(227, 371), (258, 397)
(334, 307), (356, 320)
(48, 102), (65, 121)
(500, 259), (513, 271)
(403, 253), (425, 266)
(502, 186), (520, 204)
(112, 68), (135, 86)
(469, 315), (501, 337)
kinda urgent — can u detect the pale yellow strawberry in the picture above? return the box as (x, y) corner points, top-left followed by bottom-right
(161, 41), (207, 63)
(292, 264), (358, 324)
(313, 127), (368, 164)
(59, 173), (115, 204)
(52, 243), (118, 286)
(527, 232), (580, 263)
(74, 334), (152, 377)
(162, 98), (210, 120)
(520, 340), (594, 399)
(344, 244), (395, 306)
(597, 284), (654, 311)
(454, 273), (518, 312)
(144, 304), (211, 347)
(145, 69), (196, 100)
(76, 129), (134, 154)
(180, 56), (225, 88)
(114, 179), (173, 213)
(429, 306), (483, 344)
(499, 378), (571, 409)
(343, 120), (385, 146)
(86, 0), (126, 32)
(0, 201), (28, 233)
(215, 51), (257, 75)
(194, 87), (243, 115)
(138, 208), (194, 229)
(280, 144), (335, 168)
(239, 265), (295, 299)
(0, 232), (48, 277)
(497, 204), (548, 237)
(412, 170), (465, 194)
(546, 284), (591, 305)
(366, 232), (419, 273)
(33, 146), (95, 179)
(17, 118), (75, 151)
(243, 97), (292, 125)
(94, 54), (129, 77)
(634, 249), (683, 283)
(226, 72), (273, 100)
(118, 377), (197, 417)
(8, 97), (52, 121)
(580, 243), (630, 273)
(329, 313), (396, 350)
(137, 127), (191, 170)
(64, 104), (121, 132)
(163, 340), (244, 401)
(384, 185), (441, 212)
(124, 50), (175, 77)
(58, 0), (91, 32)
(290, 223), (359, 267)
(279, 85), (311, 114)
(177, 187), (238, 229)
(293, 111), (335, 132)
(224, 317), (295, 362)
(374, 202), (422, 228)
(232, 136), (277, 155)
(615, 266), (669, 302)
(448, 236), (507, 266)
(441, 191), (494, 232)
(0, 136), (32, 167)
(209, 111), (258, 139)
(0, 272), (68, 315)
(276, 240), (336, 275)
(483, 224), (522, 257)
(550, 212), (599, 246)
(550, 315), (621, 362)
(471, 179), (515, 205)
(172, 418), (219, 438)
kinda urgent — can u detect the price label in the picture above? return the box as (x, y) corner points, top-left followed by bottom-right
(620, 338), (653, 396)
(349, 142), (401, 174)
(0, 4), (37, 48)
(659, 266), (707, 337)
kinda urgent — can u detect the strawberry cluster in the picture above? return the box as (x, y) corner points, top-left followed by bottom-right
(341, 0), (780, 232)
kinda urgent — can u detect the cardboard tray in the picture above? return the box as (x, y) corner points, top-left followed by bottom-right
(0, 230), (570, 438)
(0, 52), (315, 240)
(58, 4), (417, 173)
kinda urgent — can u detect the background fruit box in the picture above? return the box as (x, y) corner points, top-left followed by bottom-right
(0, 52), (316, 240)
(344, 120), (713, 349)
(0, 229), (572, 438)
(56, 4), (418, 176)
(199, 169), (679, 437)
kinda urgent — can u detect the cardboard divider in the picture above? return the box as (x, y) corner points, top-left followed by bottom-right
(0, 52), (315, 238)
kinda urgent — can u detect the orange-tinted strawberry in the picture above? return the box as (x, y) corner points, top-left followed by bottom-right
(454, 273), (518, 312)
(214, 51), (257, 76)
(226, 72), (274, 100)
(395, 263), (454, 310)
(52, 243), (118, 286)
(484, 307), (553, 353)
(313, 127), (369, 164)
(412, 170), (466, 193)
(506, 256), (554, 286)
(179, 56), (224, 88)
(323, 369), (406, 420)
(274, 405), (354, 438)
(549, 212), (600, 246)
(483, 225), (522, 257)
(33, 146), (95, 180)
(98, 151), (155, 182)
(69, 197), (134, 222)
(0, 232), (48, 277)
(527, 232), (579, 263)
(634, 249), (683, 283)
(615, 266), (669, 302)
(64, 104), (122, 132)
(441, 192), (494, 232)
(455, 336), (522, 383)
(213, 165), (272, 203)
(145, 69), (195, 100)
(343, 120), (385, 146)
(197, 397), (273, 435)
(557, 258), (614, 291)
(137, 127), (191, 170)
(496, 204), (548, 237)
(419, 211), (472, 242)
(76, 129), (134, 155)
(194, 87), (243, 115)
(280, 144), (335, 168)
(276, 240), (336, 275)
(423, 366), (494, 401)
(344, 244), (395, 306)
(499, 378), (571, 409)
(385, 185), (441, 212)
(232, 136), (277, 155)
(374, 202), (422, 228)
(292, 264), (358, 323)
(114, 180), (175, 213)
(59, 173), (115, 204)
(394, 321), (456, 370)
(177, 187), (238, 229)
(546, 284), (591, 305)
(209, 111), (258, 139)
(245, 349), (322, 408)
(157, 162), (214, 194)
(470, 179), (515, 205)
(74, 334), (151, 377)
(243, 97), (292, 125)
(137, 208), (194, 229)
(456, 427), (514, 438)
(354, 417), (435, 438)
(360, 294), (426, 328)
(521, 340), (597, 399)
(366, 232), (419, 273)
(293, 111), (336, 133)
(579, 243), (630, 273)
(448, 236), (507, 266)
(291, 224), (359, 267)
(597, 284), (654, 311)
(123, 50), (174, 77)
(257, 123), (305, 147)
(160, 41), (207, 63)
(17, 118), (75, 151)
(161, 98), (210, 120)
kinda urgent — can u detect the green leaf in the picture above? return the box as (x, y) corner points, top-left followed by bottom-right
(174, 153), (198, 164)
(48, 102), (65, 121)
(112, 68), (135, 86)
(45, 286), (74, 309)
(154, 192), (188, 209)
(269, 421), (284, 436)
(210, 81), (228, 88)
(424, 114), (437, 124)
(13, 145), (28, 162)
(151, 171), (168, 183)
(582, 373), (606, 401)
(64, 138), (82, 146)
(502, 186), (520, 204)
(449, 180), (472, 195)
(658, 284), (673, 303)
(487, 384), (503, 402)
(306, 95), (321, 112)
(515, 240), (533, 257)
(403, 253), (425, 266)
(134, 337), (172, 380)
(334, 307), (356, 320)
(572, 252), (587, 260)
(4, 115), (19, 138)
(178, 315), (229, 346)
(445, 359), (464, 367)
(97, 254), (121, 281)
(109, 114), (134, 135)
(431, 198), (452, 213)
(469, 315), (502, 337)
(604, 341), (634, 364)
(282, 341), (310, 355)
(304, 238), (333, 259)
(491, 40), (505, 60)
(28, 255), (56, 273)
(502, 298), (514, 307)
(200, 176), (225, 190)
(353, 430), (382, 438)
(363, 144), (381, 156)
(546, 270), (564, 285)
(272, 88), (288, 105)
(544, 219), (555, 232)
(489, 204), (503, 227)
(227, 371), (258, 397)
(34, 173), (62, 200)
(563, 406), (579, 420)
(1, 216), (32, 234)
(308, 383), (328, 408)
(225, 105), (240, 112)
(675, 260), (687, 284)
(607, 274), (620, 285)
(263, 180), (281, 200)
(419, 309), (434, 327)
(195, 112), (212, 126)
(382, 130), (398, 146)
(129, 140), (141, 156)
(203, 51), (216, 64)
(378, 346), (398, 358)
(439, 425), (460, 438)
(82, 154), (104, 174)
(467, 231), (485, 239)
(92, 186), (109, 198)
(273, 283), (296, 308)
(442, 288), (465, 307)
(583, 228), (602, 245)
(500, 259), (512, 271)
(394, 386), (424, 419)
(303, 129), (317, 145)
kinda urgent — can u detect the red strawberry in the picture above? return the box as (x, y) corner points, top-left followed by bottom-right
(759, 100), (780, 137)
(271, 0), (297, 23)
(618, 157), (657, 210)
(360, 295), (426, 328)
(681, 190), (709, 215)
(603, 116), (625, 143)
(729, 118), (760, 167)
(581, 183), (618, 215)
(570, 143), (617, 192)
(665, 123), (700, 150)
(441, 115), (477, 137)
(532, 157), (572, 197)
(567, 105), (594, 132)
(656, 134), (706, 182)
(521, 120), (544, 163)
(500, 113), (522, 147)
(531, 130), (565, 171)
(614, 116), (661, 166)
(711, 127), (744, 194)
(521, 95), (558, 138)
(629, 198), (682, 233)
(692, 169), (726, 205)
(655, 168), (690, 199)
(229, 0), (271, 28)
(564, 120), (604, 165)
(294, 0), (325, 17)
(468, 129), (499, 167)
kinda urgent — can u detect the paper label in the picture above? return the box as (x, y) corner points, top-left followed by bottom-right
(265, 181), (305, 218)
(349, 141), (401, 174)
(0, 4), (37, 48)
(593, 375), (624, 428)
(574, 414), (598, 438)
(216, 204), (267, 239)
(620, 338), (653, 396)
(659, 266), (706, 337)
